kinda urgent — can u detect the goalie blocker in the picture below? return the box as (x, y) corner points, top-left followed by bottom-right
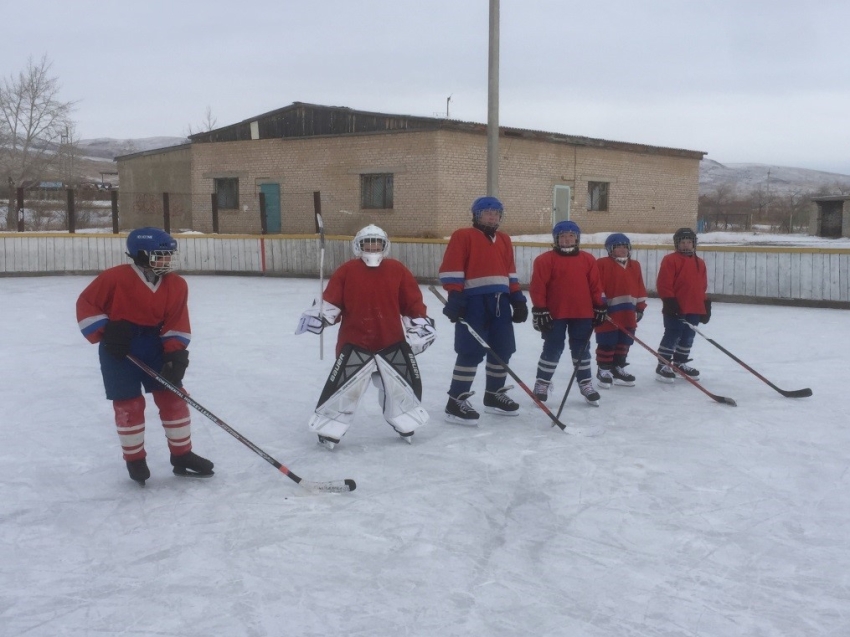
(309, 341), (428, 447)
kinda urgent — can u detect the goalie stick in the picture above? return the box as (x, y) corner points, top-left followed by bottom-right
(126, 355), (356, 493)
(680, 320), (812, 398)
(429, 286), (568, 430)
(606, 317), (737, 406)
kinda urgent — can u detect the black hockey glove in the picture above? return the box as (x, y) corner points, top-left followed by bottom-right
(442, 291), (467, 323)
(592, 305), (608, 327)
(509, 291), (528, 324)
(160, 349), (189, 386)
(532, 307), (553, 333)
(661, 297), (681, 317)
(700, 299), (712, 324)
(102, 320), (133, 359)
(635, 309), (644, 323)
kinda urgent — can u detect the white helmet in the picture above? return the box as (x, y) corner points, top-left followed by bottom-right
(352, 224), (390, 267)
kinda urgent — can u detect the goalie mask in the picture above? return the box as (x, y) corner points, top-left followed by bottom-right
(352, 224), (390, 267)
(126, 227), (178, 275)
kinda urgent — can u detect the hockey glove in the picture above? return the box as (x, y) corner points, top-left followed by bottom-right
(102, 320), (133, 359)
(403, 316), (437, 355)
(296, 299), (342, 335)
(700, 299), (712, 324)
(532, 307), (554, 333)
(635, 310), (644, 323)
(592, 305), (608, 327)
(509, 291), (528, 324)
(442, 291), (467, 323)
(661, 297), (681, 317)
(160, 349), (189, 386)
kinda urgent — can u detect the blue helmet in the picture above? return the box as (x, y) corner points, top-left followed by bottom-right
(552, 220), (581, 254)
(605, 232), (631, 258)
(126, 227), (178, 275)
(471, 196), (504, 234)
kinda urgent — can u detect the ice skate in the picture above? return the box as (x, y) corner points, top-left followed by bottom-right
(655, 363), (676, 383)
(596, 367), (614, 389)
(445, 392), (480, 426)
(578, 380), (600, 406)
(612, 365), (636, 386)
(675, 362), (700, 380)
(317, 435), (340, 450)
(533, 379), (552, 402)
(170, 451), (214, 477)
(483, 386), (520, 416)
(126, 458), (150, 486)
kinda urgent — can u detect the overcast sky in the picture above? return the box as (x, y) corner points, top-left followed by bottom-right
(4, 0), (849, 174)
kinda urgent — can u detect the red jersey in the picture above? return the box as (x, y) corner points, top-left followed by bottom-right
(656, 251), (708, 314)
(595, 256), (648, 333)
(529, 250), (604, 319)
(323, 258), (427, 356)
(76, 264), (190, 353)
(438, 227), (521, 295)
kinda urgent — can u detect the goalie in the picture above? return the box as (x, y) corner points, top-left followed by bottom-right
(296, 225), (436, 449)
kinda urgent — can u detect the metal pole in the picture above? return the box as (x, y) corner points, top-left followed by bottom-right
(16, 187), (24, 232)
(66, 188), (76, 234)
(487, 0), (500, 198)
(162, 192), (170, 233)
(259, 192), (267, 234)
(111, 190), (119, 233)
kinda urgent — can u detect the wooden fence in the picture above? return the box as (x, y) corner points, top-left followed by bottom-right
(1, 233), (848, 306)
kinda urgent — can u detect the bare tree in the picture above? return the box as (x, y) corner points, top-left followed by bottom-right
(0, 55), (75, 228)
(185, 105), (218, 136)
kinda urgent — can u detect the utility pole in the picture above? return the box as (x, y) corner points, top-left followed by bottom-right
(446, 95), (452, 118)
(487, 0), (500, 198)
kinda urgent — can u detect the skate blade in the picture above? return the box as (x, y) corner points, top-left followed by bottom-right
(172, 467), (214, 478)
(655, 375), (675, 384)
(613, 379), (635, 387)
(444, 414), (480, 427)
(483, 406), (520, 417)
(597, 382), (613, 390)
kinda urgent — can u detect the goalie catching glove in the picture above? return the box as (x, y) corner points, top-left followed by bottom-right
(402, 316), (437, 355)
(295, 299), (341, 335)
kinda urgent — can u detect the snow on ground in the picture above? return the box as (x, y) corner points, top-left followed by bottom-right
(2, 275), (849, 637)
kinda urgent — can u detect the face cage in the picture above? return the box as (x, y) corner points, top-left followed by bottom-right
(474, 209), (503, 229)
(675, 237), (697, 254)
(555, 232), (580, 253)
(147, 249), (177, 275)
(608, 243), (631, 259)
(356, 237), (388, 267)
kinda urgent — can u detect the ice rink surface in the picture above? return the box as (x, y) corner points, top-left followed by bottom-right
(2, 275), (848, 637)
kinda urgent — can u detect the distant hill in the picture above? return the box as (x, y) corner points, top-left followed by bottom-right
(699, 159), (850, 198)
(76, 137), (188, 161)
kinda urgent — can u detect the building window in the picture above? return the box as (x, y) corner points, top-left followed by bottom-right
(360, 174), (394, 209)
(215, 178), (239, 209)
(587, 181), (609, 212)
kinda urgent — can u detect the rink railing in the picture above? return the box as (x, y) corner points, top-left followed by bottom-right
(1, 233), (849, 306)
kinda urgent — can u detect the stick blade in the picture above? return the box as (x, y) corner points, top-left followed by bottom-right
(715, 395), (737, 407)
(780, 388), (813, 398)
(300, 478), (357, 494)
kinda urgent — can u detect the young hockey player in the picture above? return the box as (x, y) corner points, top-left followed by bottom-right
(529, 221), (606, 406)
(438, 196), (528, 424)
(297, 224), (436, 449)
(655, 227), (712, 382)
(594, 233), (648, 388)
(76, 227), (214, 486)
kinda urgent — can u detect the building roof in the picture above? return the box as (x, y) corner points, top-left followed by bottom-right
(186, 101), (706, 160)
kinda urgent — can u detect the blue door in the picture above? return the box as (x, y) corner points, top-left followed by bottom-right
(260, 183), (281, 233)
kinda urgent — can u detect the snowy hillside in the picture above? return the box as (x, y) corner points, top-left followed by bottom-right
(699, 159), (850, 197)
(76, 136), (188, 160)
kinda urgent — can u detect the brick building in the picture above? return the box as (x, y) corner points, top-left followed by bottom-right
(116, 102), (705, 237)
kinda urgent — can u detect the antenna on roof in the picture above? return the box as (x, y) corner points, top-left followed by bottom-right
(446, 95), (452, 118)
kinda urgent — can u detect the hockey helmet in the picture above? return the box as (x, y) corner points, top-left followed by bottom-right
(673, 227), (697, 254)
(126, 227), (178, 275)
(352, 224), (390, 267)
(553, 220), (581, 255)
(471, 196), (504, 231)
(605, 232), (632, 261)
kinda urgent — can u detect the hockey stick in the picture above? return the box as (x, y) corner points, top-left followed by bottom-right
(429, 286), (567, 430)
(679, 320), (812, 398)
(126, 355), (356, 493)
(314, 191), (325, 361)
(606, 317), (737, 406)
(555, 333), (593, 421)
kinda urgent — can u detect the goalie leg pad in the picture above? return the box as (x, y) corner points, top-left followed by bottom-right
(309, 344), (377, 439)
(374, 342), (429, 435)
